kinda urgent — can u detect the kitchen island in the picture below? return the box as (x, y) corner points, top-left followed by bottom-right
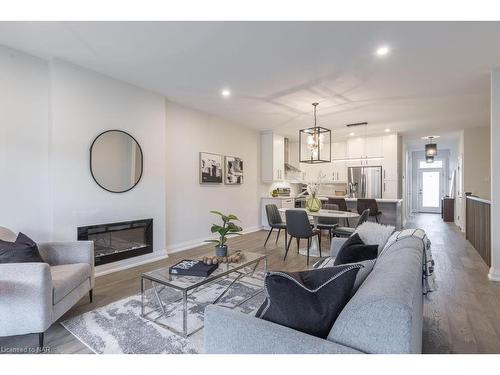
(262, 196), (403, 230)
(295, 196), (403, 230)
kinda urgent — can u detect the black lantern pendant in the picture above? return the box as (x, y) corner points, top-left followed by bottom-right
(425, 136), (438, 158)
(299, 103), (331, 164)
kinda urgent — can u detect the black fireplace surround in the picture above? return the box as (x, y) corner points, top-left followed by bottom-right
(78, 219), (153, 266)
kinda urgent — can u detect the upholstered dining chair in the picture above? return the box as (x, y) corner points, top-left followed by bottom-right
(317, 203), (339, 244)
(332, 209), (370, 238)
(0, 226), (94, 348)
(264, 204), (287, 248)
(328, 197), (351, 226)
(357, 199), (383, 223)
(284, 210), (321, 266)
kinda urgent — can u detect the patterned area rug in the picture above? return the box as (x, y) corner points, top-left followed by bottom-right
(61, 275), (265, 354)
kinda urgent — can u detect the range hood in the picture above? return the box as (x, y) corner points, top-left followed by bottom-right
(284, 138), (302, 173)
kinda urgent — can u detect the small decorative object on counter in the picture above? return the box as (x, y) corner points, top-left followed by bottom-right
(202, 251), (243, 265)
(271, 189), (279, 197)
(305, 172), (325, 212)
(204, 210), (242, 256)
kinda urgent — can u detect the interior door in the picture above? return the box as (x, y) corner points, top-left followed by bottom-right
(418, 168), (442, 213)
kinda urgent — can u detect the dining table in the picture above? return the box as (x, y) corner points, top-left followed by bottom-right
(278, 208), (360, 258)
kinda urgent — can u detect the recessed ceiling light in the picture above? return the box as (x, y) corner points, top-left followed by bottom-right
(349, 132), (355, 136)
(385, 128), (391, 133)
(221, 89), (231, 97)
(375, 46), (390, 57)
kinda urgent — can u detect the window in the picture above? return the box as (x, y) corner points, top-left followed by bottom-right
(419, 160), (443, 169)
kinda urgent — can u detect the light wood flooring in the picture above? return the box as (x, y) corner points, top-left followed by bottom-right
(1, 213), (500, 354)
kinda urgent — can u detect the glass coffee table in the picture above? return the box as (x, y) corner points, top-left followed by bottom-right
(140, 251), (267, 338)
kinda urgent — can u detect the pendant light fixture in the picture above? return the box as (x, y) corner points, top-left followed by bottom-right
(426, 155), (434, 163)
(425, 136), (438, 158)
(299, 103), (331, 164)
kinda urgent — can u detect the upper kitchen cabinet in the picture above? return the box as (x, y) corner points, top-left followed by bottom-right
(332, 141), (347, 160)
(261, 131), (285, 182)
(346, 137), (364, 159)
(345, 136), (383, 164)
(382, 134), (399, 181)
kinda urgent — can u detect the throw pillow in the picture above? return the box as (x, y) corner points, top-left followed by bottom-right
(354, 221), (395, 252)
(315, 257), (376, 295)
(255, 264), (363, 338)
(334, 233), (378, 266)
(0, 232), (44, 263)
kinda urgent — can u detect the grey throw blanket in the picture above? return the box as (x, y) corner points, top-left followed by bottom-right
(382, 228), (437, 294)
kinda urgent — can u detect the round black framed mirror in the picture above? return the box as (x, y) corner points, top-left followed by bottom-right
(90, 130), (143, 193)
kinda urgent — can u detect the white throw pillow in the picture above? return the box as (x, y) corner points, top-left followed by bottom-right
(353, 221), (395, 252)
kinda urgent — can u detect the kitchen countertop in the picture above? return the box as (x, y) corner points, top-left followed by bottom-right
(262, 196), (402, 203)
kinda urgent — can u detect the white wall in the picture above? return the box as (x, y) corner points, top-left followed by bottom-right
(489, 68), (500, 282)
(463, 126), (491, 200)
(1, 46), (264, 272)
(165, 101), (261, 252)
(0, 45), (51, 241)
(49, 60), (167, 252)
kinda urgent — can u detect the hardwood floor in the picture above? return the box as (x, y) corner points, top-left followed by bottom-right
(1, 213), (500, 354)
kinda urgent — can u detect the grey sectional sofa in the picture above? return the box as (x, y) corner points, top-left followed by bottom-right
(0, 227), (94, 347)
(204, 231), (425, 354)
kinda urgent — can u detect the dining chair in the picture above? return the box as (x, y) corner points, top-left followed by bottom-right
(284, 210), (321, 266)
(357, 198), (383, 223)
(317, 203), (339, 244)
(328, 198), (351, 226)
(264, 204), (287, 248)
(332, 209), (370, 238)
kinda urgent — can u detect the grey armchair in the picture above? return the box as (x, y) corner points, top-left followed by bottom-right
(0, 227), (94, 347)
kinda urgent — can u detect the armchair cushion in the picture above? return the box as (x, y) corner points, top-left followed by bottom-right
(51, 263), (91, 304)
(0, 232), (44, 264)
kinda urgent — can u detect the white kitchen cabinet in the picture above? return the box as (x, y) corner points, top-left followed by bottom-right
(365, 136), (383, 158)
(261, 131), (285, 182)
(383, 180), (398, 199)
(332, 141), (347, 160)
(261, 198), (295, 227)
(346, 137), (365, 159)
(382, 134), (398, 181)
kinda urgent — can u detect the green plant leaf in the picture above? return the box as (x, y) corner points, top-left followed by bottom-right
(209, 210), (224, 217)
(226, 214), (240, 221)
(211, 224), (223, 233)
(227, 222), (242, 232)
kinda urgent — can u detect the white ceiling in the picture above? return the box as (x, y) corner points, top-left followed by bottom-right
(0, 21), (497, 140)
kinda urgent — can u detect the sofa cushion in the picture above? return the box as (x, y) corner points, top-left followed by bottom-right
(327, 241), (424, 353)
(256, 264), (363, 338)
(50, 263), (91, 305)
(354, 221), (395, 252)
(315, 258), (376, 295)
(0, 232), (45, 264)
(334, 233), (378, 265)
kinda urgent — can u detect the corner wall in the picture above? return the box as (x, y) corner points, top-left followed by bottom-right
(164, 101), (262, 252)
(0, 45), (263, 270)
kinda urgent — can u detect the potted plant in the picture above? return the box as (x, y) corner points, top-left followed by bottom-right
(205, 210), (243, 256)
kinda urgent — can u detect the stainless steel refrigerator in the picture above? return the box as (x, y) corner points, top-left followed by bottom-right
(348, 166), (382, 198)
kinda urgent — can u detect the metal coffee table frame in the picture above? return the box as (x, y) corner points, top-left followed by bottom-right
(140, 253), (267, 338)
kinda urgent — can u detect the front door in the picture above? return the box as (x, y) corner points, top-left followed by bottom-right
(418, 167), (442, 213)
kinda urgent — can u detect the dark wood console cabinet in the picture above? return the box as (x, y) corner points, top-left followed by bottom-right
(441, 197), (455, 222)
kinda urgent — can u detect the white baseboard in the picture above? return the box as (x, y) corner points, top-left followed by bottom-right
(488, 267), (500, 282)
(95, 251), (169, 277)
(95, 226), (264, 277)
(166, 226), (263, 255)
